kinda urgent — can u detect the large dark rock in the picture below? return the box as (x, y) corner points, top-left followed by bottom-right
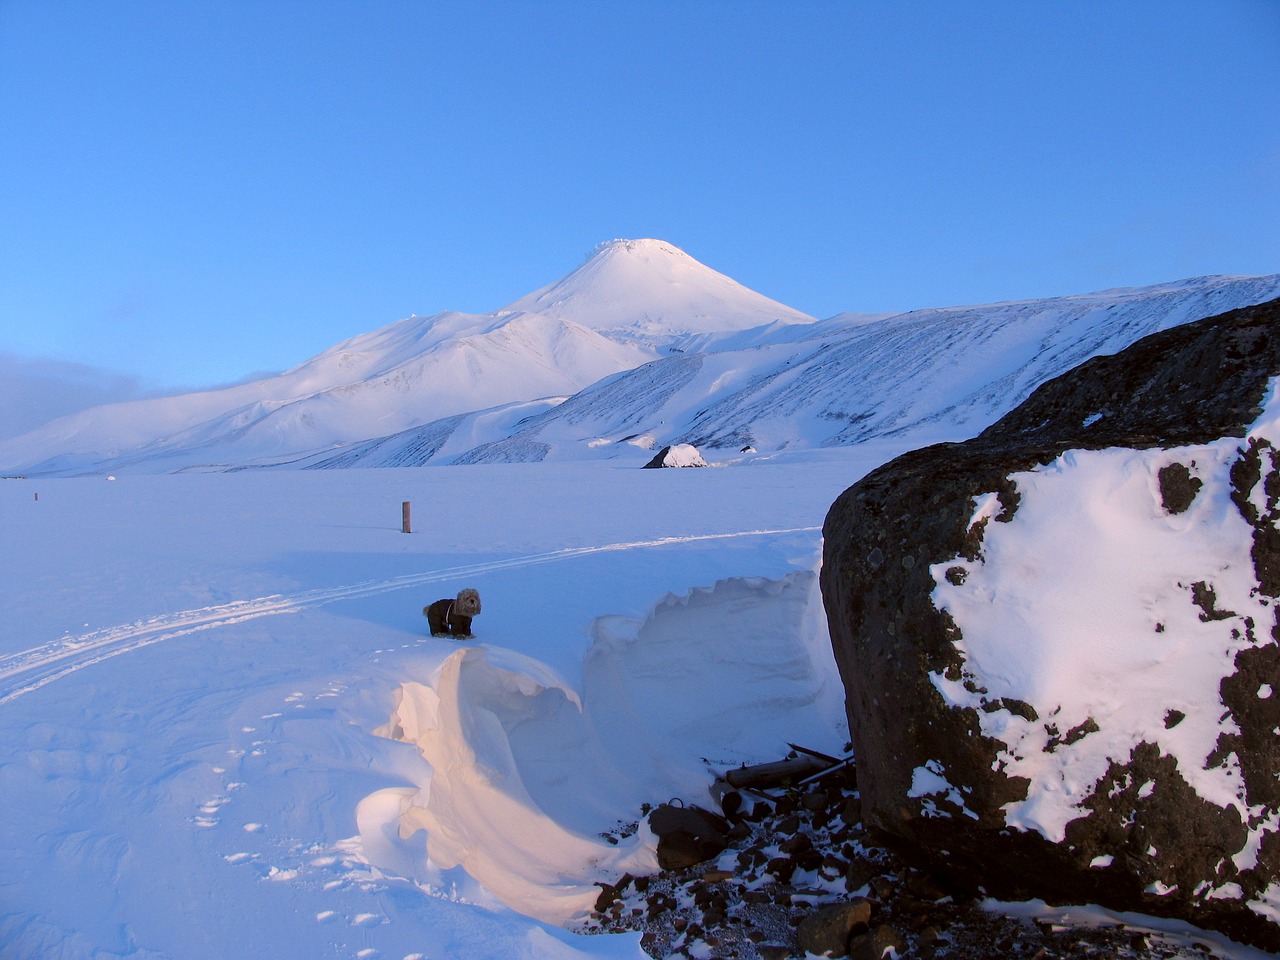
(820, 296), (1280, 949)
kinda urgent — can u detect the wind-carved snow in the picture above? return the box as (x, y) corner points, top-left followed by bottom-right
(929, 381), (1280, 861)
(368, 570), (846, 925)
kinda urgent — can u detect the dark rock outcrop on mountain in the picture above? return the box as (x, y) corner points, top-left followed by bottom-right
(820, 296), (1280, 949)
(642, 444), (708, 469)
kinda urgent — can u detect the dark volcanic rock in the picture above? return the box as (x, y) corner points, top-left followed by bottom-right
(642, 443), (708, 468)
(820, 296), (1280, 950)
(795, 899), (872, 957)
(648, 803), (732, 870)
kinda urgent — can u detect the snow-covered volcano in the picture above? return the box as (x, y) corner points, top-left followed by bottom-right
(502, 239), (814, 346)
(276, 274), (1280, 471)
(4, 246), (1279, 477)
(0, 241), (814, 476)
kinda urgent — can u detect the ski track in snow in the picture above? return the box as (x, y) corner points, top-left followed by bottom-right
(0, 526), (819, 704)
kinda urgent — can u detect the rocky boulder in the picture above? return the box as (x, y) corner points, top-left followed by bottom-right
(643, 443), (708, 468)
(820, 296), (1280, 950)
(647, 802), (732, 870)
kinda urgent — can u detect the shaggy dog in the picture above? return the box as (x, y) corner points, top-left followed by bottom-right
(424, 588), (481, 638)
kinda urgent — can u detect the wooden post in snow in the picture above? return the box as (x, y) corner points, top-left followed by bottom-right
(402, 500), (412, 534)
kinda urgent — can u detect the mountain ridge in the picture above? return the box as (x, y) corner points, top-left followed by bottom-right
(281, 273), (1280, 472)
(2, 248), (1278, 476)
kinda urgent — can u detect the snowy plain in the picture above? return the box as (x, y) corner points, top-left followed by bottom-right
(5, 243), (1280, 957)
(0, 447), (910, 959)
(5, 444), (1276, 959)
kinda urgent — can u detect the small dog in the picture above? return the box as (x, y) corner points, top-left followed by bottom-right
(424, 588), (481, 639)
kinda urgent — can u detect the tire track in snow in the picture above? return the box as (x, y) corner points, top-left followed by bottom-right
(0, 526), (819, 704)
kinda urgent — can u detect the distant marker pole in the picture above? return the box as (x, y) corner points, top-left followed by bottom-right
(402, 501), (412, 534)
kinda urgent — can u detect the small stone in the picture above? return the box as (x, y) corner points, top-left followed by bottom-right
(797, 848), (824, 872)
(767, 856), (796, 882)
(846, 860), (876, 891)
(802, 791), (829, 813)
(796, 899), (873, 957)
(905, 869), (950, 901)
(780, 833), (815, 855)
(821, 854), (849, 879)
(849, 924), (907, 960)
(842, 796), (863, 824)
(746, 800), (774, 821)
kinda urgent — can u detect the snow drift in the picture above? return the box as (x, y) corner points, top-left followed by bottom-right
(369, 570), (846, 925)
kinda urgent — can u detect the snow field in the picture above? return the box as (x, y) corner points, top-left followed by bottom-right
(0, 455), (871, 959)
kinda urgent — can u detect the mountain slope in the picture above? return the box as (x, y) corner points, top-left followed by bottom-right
(5, 256), (1278, 477)
(0, 240), (811, 476)
(286, 274), (1280, 470)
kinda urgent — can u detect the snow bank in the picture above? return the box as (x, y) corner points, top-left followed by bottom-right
(371, 570), (846, 925)
(373, 650), (659, 923)
(930, 381), (1280, 859)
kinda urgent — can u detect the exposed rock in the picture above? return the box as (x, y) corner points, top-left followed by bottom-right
(582, 758), (1226, 959)
(642, 442), (708, 468)
(648, 803), (731, 870)
(796, 899), (872, 957)
(848, 923), (906, 960)
(820, 296), (1280, 950)
(1158, 461), (1203, 514)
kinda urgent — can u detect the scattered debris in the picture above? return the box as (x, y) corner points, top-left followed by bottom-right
(579, 748), (1233, 959)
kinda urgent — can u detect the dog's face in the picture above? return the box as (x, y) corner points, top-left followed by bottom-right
(455, 589), (481, 616)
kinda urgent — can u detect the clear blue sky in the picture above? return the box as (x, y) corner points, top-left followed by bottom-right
(1, 1), (1278, 411)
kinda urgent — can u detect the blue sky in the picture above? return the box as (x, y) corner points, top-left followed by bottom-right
(1, 1), (1278, 428)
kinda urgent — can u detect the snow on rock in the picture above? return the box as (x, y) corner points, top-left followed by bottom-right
(821, 294), (1280, 951)
(642, 443), (708, 469)
(929, 435), (1268, 845)
(369, 570), (845, 925)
